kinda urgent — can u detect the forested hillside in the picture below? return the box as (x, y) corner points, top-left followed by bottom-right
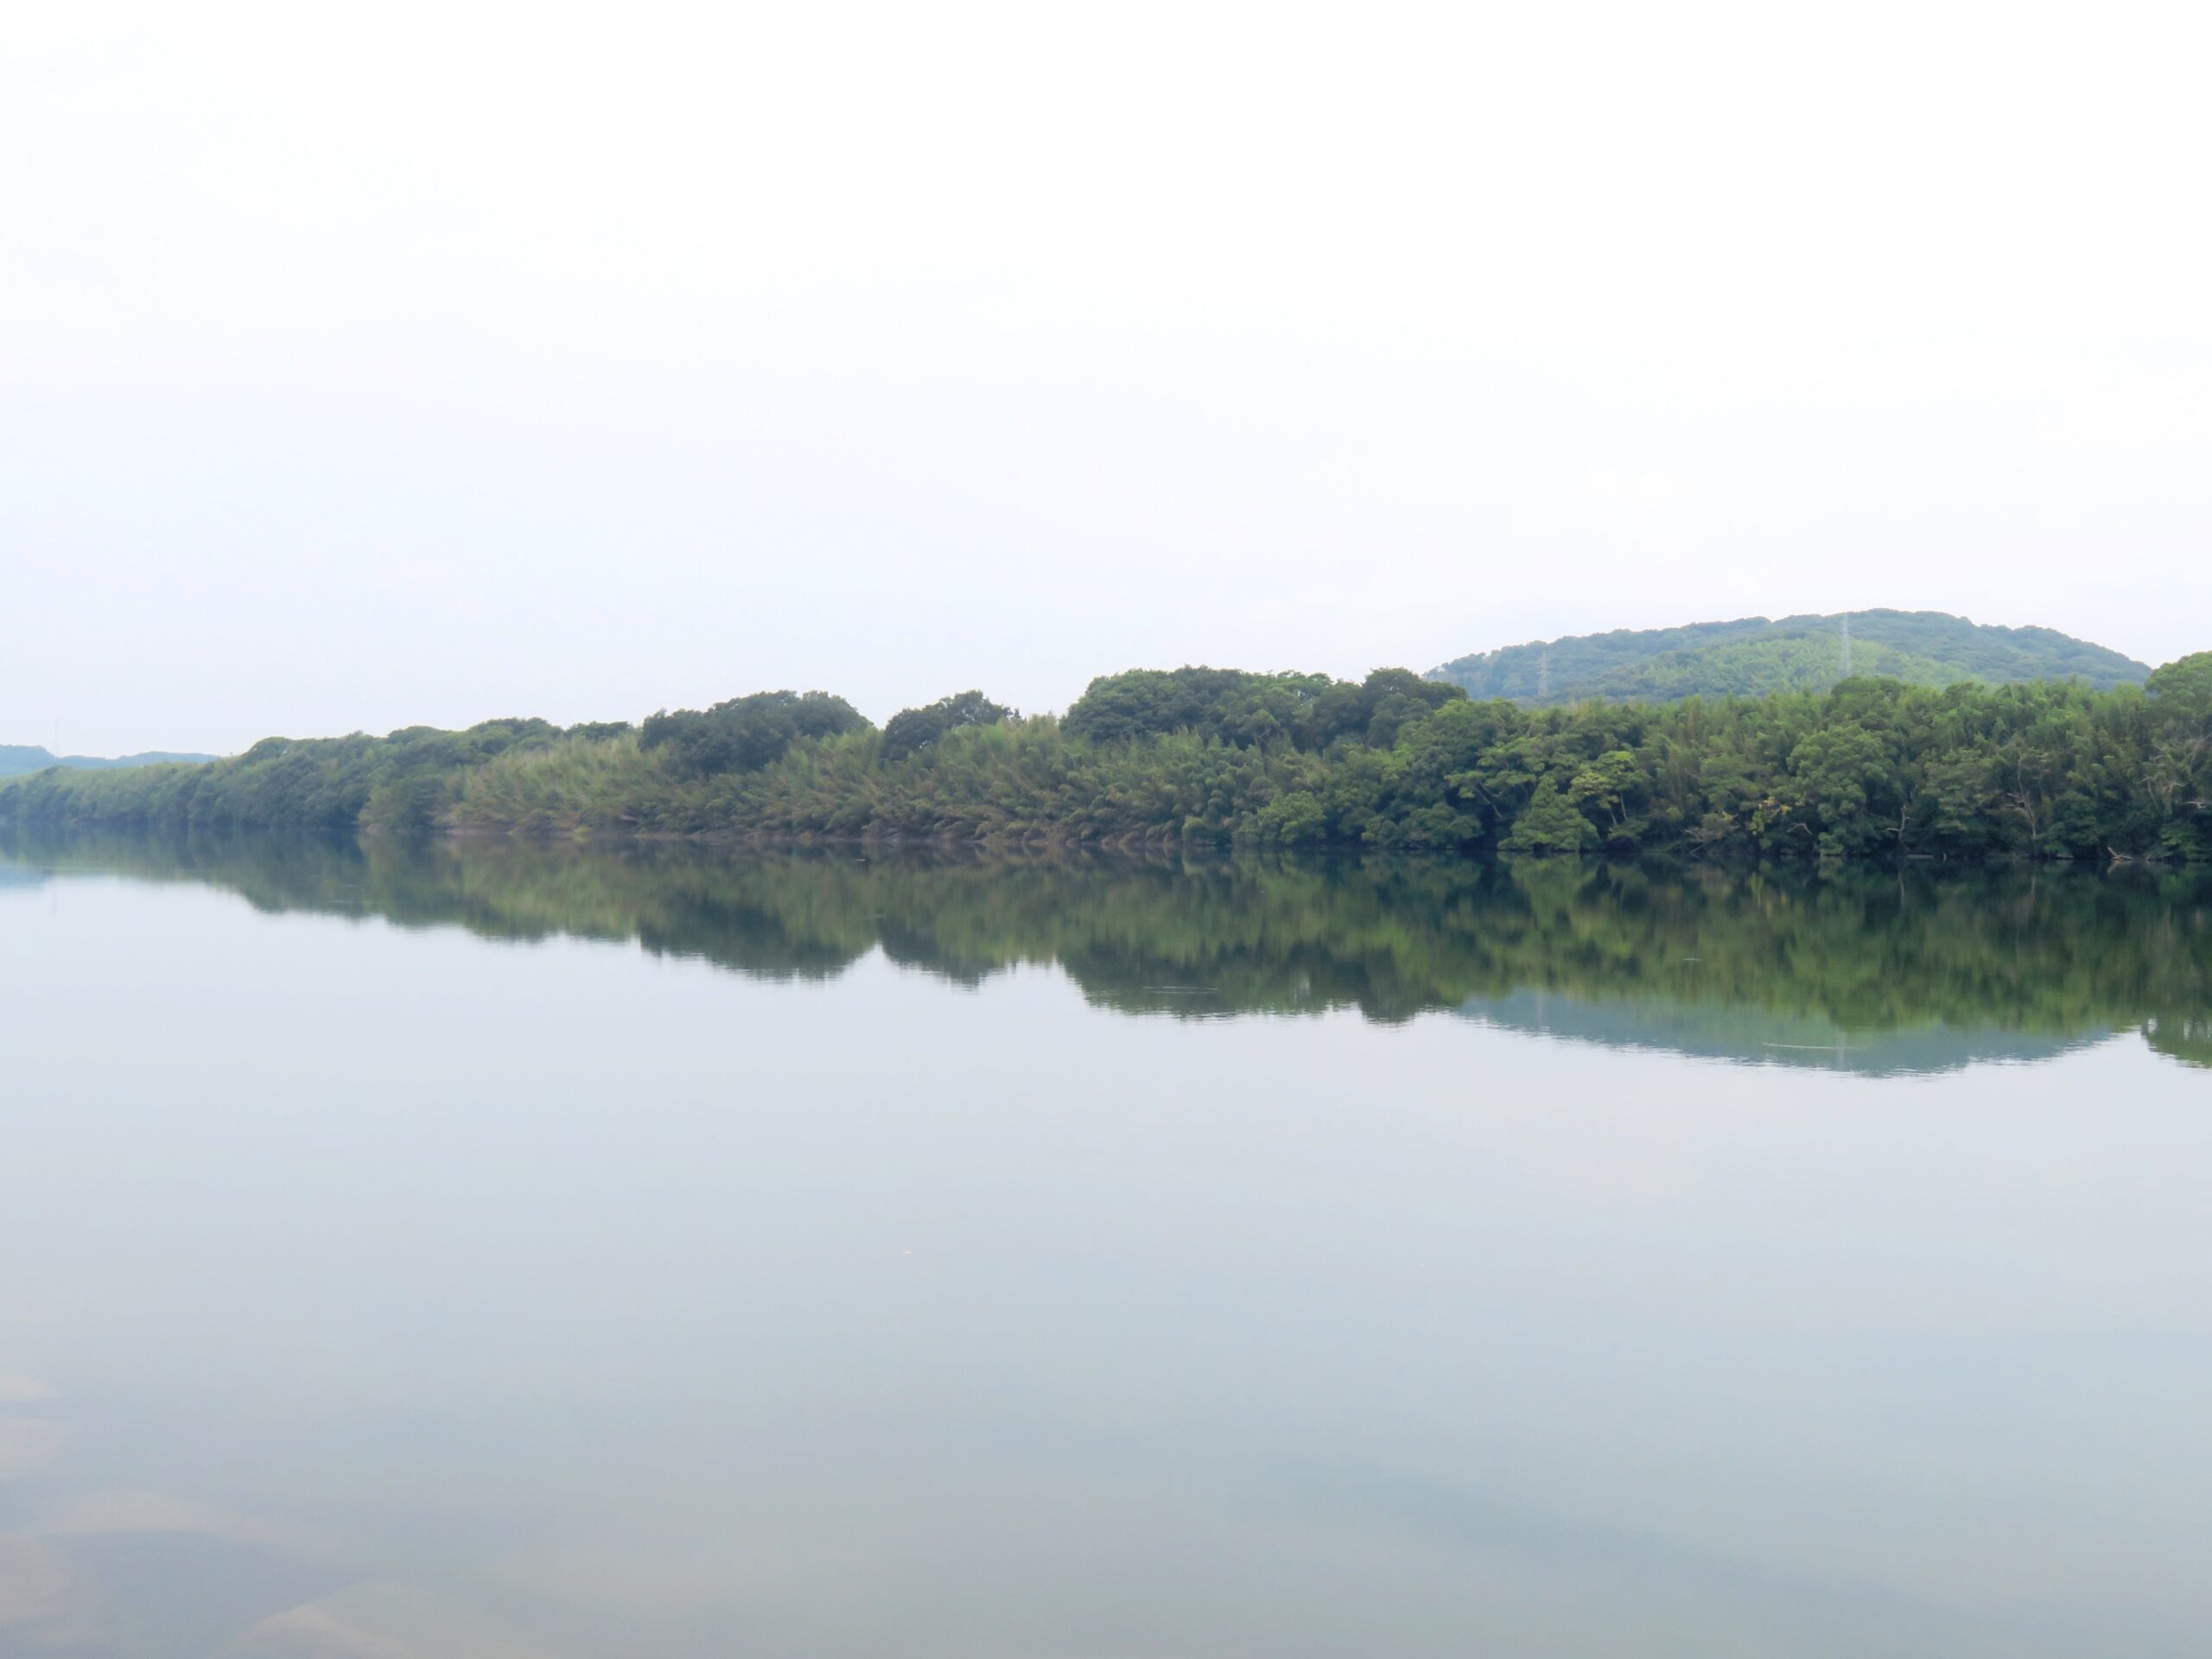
(1429, 611), (2150, 704)
(4, 657), (2209, 861)
(0, 744), (216, 778)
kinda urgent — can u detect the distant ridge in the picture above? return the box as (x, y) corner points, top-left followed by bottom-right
(0, 745), (216, 779)
(1427, 610), (2152, 705)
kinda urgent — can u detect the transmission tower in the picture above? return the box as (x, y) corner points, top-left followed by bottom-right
(1840, 613), (1853, 679)
(1537, 647), (1550, 699)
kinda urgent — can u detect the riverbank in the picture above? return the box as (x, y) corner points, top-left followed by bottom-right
(5, 660), (2209, 861)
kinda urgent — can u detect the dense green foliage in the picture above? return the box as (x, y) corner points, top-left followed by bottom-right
(0, 717), (567, 835)
(880, 690), (1013, 762)
(5, 657), (2209, 861)
(1430, 609), (2151, 704)
(639, 690), (868, 778)
(1062, 666), (1460, 750)
(6, 830), (2203, 1067)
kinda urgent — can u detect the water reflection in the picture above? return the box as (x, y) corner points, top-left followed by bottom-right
(4, 829), (2212, 1656)
(3, 829), (2206, 1071)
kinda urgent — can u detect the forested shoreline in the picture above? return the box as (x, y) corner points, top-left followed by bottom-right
(5, 658), (2210, 861)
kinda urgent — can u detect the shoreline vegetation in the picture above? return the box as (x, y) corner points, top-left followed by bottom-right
(4, 659), (2210, 861)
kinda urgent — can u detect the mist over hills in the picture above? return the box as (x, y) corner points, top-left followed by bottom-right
(0, 745), (216, 779)
(1428, 610), (2152, 706)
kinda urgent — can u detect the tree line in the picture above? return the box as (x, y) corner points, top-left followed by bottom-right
(3, 657), (2209, 861)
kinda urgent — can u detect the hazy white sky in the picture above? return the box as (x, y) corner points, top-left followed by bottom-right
(4, 1), (2208, 753)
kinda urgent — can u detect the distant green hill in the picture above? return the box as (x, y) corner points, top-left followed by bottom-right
(1427, 610), (2152, 705)
(0, 745), (215, 779)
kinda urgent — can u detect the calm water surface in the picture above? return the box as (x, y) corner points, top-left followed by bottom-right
(0, 835), (2207, 1658)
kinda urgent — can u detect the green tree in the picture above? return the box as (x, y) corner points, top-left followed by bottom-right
(1501, 777), (1593, 854)
(881, 691), (1013, 762)
(640, 691), (869, 777)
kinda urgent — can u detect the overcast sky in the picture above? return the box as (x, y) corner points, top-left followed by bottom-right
(4, 2), (2208, 754)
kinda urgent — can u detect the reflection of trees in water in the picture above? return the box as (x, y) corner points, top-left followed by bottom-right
(2145, 1014), (2212, 1068)
(3, 829), (2207, 1066)
(1457, 987), (2113, 1076)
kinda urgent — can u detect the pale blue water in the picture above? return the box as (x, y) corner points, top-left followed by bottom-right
(0, 839), (2206, 1657)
